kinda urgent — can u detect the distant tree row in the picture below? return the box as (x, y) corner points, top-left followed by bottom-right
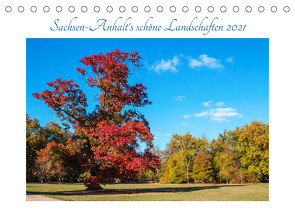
(160, 121), (269, 184)
(26, 114), (82, 182)
(27, 114), (268, 184)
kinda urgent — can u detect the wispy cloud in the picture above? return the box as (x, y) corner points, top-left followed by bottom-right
(193, 111), (209, 118)
(193, 107), (241, 123)
(188, 58), (203, 68)
(176, 96), (186, 102)
(185, 101), (242, 123)
(210, 108), (242, 122)
(152, 54), (228, 73)
(225, 57), (234, 63)
(189, 55), (223, 69)
(152, 56), (180, 73)
(216, 102), (225, 107)
(182, 114), (192, 119)
(203, 100), (213, 107)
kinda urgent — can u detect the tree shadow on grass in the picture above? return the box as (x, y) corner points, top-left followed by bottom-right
(27, 184), (245, 196)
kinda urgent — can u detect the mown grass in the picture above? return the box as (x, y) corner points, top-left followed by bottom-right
(26, 182), (269, 201)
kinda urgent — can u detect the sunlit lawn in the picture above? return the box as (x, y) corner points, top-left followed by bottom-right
(26, 182), (269, 201)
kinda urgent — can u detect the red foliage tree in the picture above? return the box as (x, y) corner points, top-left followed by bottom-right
(33, 49), (160, 190)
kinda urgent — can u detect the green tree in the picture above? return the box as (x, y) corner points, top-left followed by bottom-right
(211, 121), (269, 184)
(44, 121), (72, 144)
(212, 131), (240, 184)
(26, 114), (47, 181)
(148, 145), (162, 182)
(160, 153), (186, 183)
(237, 121), (269, 183)
(26, 114), (74, 182)
(160, 133), (210, 183)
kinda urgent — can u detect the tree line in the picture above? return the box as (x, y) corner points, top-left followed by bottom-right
(160, 121), (269, 184)
(27, 114), (268, 184)
(26, 114), (80, 182)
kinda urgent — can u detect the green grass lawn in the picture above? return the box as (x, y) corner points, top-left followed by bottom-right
(26, 182), (269, 201)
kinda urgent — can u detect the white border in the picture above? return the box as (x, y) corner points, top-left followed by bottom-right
(0, 0), (294, 210)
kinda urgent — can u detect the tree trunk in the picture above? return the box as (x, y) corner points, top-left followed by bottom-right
(186, 169), (189, 183)
(86, 183), (103, 190)
(39, 174), (44, 183)
(85, 173), (104, 190)
(186, 163), (190, 183)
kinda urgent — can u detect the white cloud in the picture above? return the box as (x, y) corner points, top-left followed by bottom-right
(200, 55), (223, 69)
(210, 107), (241, 122)
(182, 114), (192, 119)
(186, 102), (242, 123)
(152, 56), (180, 73)
(176, 96), (186, 102)
(193, 111), (209, 118)
(189, 55), (223, 69)
(189, 58), (203, 68)
(211, 108), (239, 120)
(210, 117), (229, 123)
(216, 102), (225, 107)
(152, 54), (224, 73)
(226, 57), (234, 63)
(164, 133), (171, 137)
(203, 100), (213, 107)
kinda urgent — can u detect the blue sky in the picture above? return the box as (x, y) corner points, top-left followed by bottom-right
(27, 38), (269, 150)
